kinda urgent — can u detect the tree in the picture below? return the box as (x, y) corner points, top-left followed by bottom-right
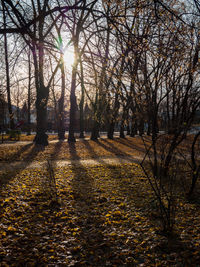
(0, 0), (81, 145)
(27, 48), (32, 135)
(1, 0), (14, 129)
(63, 0), (98, 142)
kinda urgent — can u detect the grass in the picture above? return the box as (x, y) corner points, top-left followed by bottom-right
(1, 133), (58, 142)
(0, 136), (147, 162)
(0, 136), (200, 266)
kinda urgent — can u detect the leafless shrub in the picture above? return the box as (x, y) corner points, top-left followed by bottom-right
(176, 131), (200, 198)
(140, 135), (178, 234)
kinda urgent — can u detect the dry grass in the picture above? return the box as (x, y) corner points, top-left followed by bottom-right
(0, 136), (148, 162)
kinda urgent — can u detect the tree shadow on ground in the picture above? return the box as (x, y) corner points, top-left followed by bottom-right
(83, 140), (112, 164)
(68, 143), (122, 266)
(5, 143), (33, 162)
(50, 140), (64, 162)
(0, 143), (196, 265)
(0, 144), (63, 265)
(0, 144), (46, 193)
(94, 139), (134, 159)
(0, 166), (60, 266)
(68, 142), (81, 161)
(112, 137), (148, 154)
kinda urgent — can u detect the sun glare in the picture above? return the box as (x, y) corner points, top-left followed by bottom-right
(63, 49), (75, 68)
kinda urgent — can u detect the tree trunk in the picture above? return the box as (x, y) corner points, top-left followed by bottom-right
(79, 97), (84, 138)
(79, 60), (85, 138)
(16, 84), (20, 122)
(107, 92), (120, 139)
(130, 119), (137, 137)
(107, 121), (115, 139)
(188, 131), (200, 196)
(68, 67), (77, 142)
(126, 124), (130, 135)
(120, 122), (125, 138)
(91, 120), (100, 140)
(2, 1), (14, 129)
(188, 173), (199, 197)
(32, 20), (50, 146)
(147, 119), (151, 135)
(58, 59), (66, 140)
(27, 50), (31, 135)
(138, 119), (144, 136)
(33, 85), (49, 146)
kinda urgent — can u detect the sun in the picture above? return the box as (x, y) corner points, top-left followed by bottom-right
(63, 49), (75, 68)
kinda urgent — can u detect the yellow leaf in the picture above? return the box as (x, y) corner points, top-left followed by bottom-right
(7, 226), (16, 232)
(61, 216), (68, 220)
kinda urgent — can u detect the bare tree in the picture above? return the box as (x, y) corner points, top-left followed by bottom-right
(0, 0), (82, 145)
(1, 0), (14, 129)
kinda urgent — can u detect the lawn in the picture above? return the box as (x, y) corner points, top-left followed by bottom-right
(0, 137), (200, 266)
(0, 137), (147, 162)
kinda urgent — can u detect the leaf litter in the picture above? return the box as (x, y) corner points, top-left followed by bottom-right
(0, 162), (200, 266)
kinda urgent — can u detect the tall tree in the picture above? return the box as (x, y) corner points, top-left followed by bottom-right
(65, 0), (98, 142)
(27, 48), (32, 135)
(2, 0), (14, 129)
(0, 0), (81, 145)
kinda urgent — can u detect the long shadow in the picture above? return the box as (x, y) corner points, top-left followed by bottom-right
(0, 142), (86, 265)
(83, 140), (109, 164)
(50, 140), (64, 163)
(0, 144), (45, 193)
(68, 143), (114, 266)
(0, 161), (59, 265)
(68, 142), (189, 265)
(94, 138), (134, 159)
(4, 143), (33, 162)
(68, 143), (156, 265)
(68, 142), (81, 160)
(0, 144), (49, 264)
(0, 143), (33, 188)
(0, 142), (69, 265)
(112, 137), (148, 154)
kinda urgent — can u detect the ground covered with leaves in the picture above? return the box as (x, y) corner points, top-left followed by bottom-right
(0, 164), (200, 266)
(0, 138), (200, 266)
(0, 137), (147, 162)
